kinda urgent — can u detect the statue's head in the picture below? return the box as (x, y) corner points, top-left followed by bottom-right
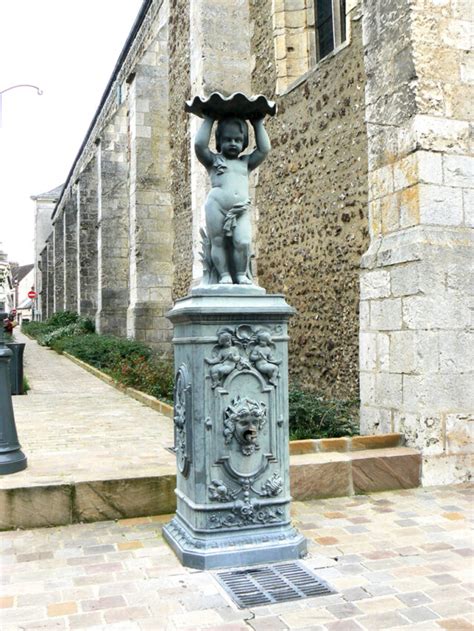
(215, 117), (249, 155)
(218, 331), (232, 347)
(256, 330), (272, 345)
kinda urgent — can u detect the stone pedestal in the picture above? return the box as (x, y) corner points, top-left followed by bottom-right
(163, 287), (306, 569)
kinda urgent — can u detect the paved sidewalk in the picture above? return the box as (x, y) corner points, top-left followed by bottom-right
(1, 333), (472, 629)
(2, 331), (175, 489)
(1, 484), (473, 630)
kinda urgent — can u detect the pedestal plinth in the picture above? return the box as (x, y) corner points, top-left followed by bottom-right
(163, 287), (307, 569)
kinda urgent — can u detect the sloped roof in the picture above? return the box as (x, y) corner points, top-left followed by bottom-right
(12, 264), (34, 284)
(31, 184), (64, 201)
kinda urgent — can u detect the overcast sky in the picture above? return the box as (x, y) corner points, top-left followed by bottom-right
(0, 0), (143, 265)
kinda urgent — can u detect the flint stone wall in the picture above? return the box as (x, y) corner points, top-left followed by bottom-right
(169, 0), (193, 300)
(250, 0), (368, 399)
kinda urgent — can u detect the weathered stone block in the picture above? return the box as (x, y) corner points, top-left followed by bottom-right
(390, 330), (439, 375)
(359, 372), (376, 406)
(414, 114), (470, 154)
(403, 373), (474, 410)
(445, 414), (474, 455)
(351, 448), (421, 493)
(402, 294), (470, 330)
(359, 332), (377, 371)
(290, 457), (352, 500)
(440, 18), (472, 51)
(0, 485), (72, 531)
(74, 476), (176, 523)
(360, 270), (391, 301)
(439, 331), (474, 373)
(418, 183), (463, 225)
(399, 185), (420, 228)
(443, 154), (474, 188)
(422, 453), (472, 485)
(370, 298), (402, 331)
(352, 433), (403, 450)
(359, 406), (393, 435)
(463, 189), (474, 226)
(374, 373), (402, 408)
(393, 411), (444, 455)
(368, 165), (394, 201)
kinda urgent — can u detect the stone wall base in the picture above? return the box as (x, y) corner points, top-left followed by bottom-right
(127, 301), (172, 354)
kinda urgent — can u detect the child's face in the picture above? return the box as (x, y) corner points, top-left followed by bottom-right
(220, 122), (244, 158)
(219, 333), (232, 347)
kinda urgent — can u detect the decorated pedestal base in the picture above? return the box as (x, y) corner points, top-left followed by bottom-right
(163, 287), (307, 570)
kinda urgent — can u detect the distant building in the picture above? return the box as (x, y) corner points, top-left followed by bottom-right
(0, 249), (13, 315)
(11, 263), (35, 323)
(31, 184), (63, 321)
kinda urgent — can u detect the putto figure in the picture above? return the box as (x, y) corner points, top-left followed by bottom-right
(186, 93), (276, 286)
(249, 330), (281, 386)
(205, 331), (247, 389)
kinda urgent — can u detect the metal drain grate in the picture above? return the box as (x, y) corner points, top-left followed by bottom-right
(215, 562), (334, 608)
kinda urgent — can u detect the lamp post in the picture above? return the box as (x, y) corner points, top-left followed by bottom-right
(0, 84), (43, 127)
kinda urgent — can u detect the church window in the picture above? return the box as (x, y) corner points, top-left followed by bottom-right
(315, 0), (347, 60)
(272, 0), (351, 94)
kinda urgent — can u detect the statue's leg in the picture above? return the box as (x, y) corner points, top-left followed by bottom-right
(206, 201), (232, 283)
(232, 212), (252, 284)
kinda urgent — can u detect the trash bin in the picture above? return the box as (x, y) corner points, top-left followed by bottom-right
(6, 342), (25, 395)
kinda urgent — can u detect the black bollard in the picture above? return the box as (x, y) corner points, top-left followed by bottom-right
(6, 342), (25, 395)
(0, 327), (27, 474)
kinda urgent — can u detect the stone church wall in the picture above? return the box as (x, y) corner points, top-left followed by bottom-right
(36, 0), (472, 483)
(250, 0), (369, 398)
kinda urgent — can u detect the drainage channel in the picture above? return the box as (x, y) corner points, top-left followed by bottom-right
(215, 561), (335, 609)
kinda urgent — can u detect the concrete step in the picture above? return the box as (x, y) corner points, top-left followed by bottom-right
(0, 445), (421, 531)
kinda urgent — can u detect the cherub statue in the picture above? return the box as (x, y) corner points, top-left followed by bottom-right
(194, 114), (271, 285)
(204, 331), (247, 388)
(249, 330), (281, 386)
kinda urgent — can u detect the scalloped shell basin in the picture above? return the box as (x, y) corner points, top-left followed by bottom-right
(185, 92), (277, 119)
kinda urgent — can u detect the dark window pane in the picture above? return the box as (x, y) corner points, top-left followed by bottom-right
(316, 0), (334, 58)
(340, 0), (347, 42)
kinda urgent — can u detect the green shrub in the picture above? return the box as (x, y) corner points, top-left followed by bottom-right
(46, 311), (80, 328)
(108, 354), (174, 403)
(288, 387), (359, 440)
(23, 312), (94, 346)
(22, 321), (53, 339)
(23, 375), (30, 393)
(54, 333), (152, 370)
(42, 317), (94, 346)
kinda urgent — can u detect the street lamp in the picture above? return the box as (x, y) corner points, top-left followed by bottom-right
(0, 84), (43, 127)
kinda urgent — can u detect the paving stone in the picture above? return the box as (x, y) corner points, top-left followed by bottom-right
(356, 610), (410, 629)
(400, 605), (439, 622)
(437, 618), (474, 630)
(47, 601), (78, 617)
(325, 602), (363, 618)
(395, 592), (432, 607)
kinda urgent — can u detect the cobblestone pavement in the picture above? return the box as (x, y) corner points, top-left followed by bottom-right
(1, 484), (473, 630)
(1, 331), (174, 490)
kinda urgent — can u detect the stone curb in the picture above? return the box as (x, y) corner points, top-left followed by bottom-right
(0, 445), (422, 530)
(290, 433), (404, 454)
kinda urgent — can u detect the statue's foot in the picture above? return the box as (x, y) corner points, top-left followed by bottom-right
(219, 274), (233, 284)
(237, 274), (252, 285)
